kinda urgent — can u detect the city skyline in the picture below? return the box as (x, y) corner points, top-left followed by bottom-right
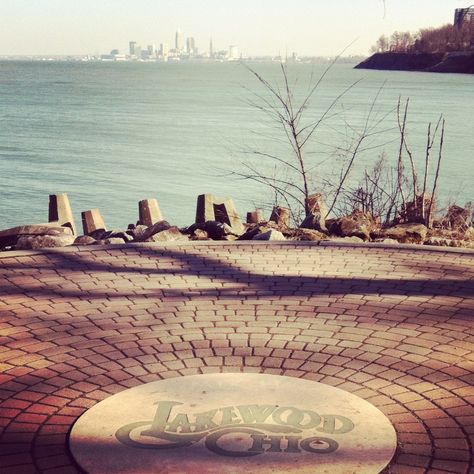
(0, 1), (471, 57)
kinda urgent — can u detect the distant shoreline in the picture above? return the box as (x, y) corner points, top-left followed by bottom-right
(355, 51), (474, 74)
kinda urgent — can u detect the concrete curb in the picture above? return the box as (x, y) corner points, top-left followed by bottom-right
(1, 239), (473, 259)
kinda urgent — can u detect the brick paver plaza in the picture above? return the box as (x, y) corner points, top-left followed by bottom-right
(0, 241), (473, 473)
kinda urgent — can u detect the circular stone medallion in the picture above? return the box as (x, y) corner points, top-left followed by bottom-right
(69, 373), (396, 473)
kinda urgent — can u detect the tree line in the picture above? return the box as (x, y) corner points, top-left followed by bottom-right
(371, 23), (474, 54)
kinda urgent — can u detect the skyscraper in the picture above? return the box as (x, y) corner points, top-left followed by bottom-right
(209, 37), (214, 58)
(147, 44), (156, 58)
(129, 41), (137, 57)
(186, 37), (196, 55)
(229, 45), (239, 61)
(160, 43), (169, 61)
(175, 29), (184, 52)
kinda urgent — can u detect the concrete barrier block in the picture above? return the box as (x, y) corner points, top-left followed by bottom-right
(196, 194), (216, 224)
(138, 199), (163, 227)
(48, 193), (76, 235)
(81, 209), (106, 235)
(269, 206), (290, 227)
(247, 210), (263, 224)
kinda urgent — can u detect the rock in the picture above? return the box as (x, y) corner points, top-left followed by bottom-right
(374, 238), (399, 245)
(127, 224), (149, 241)
(328, 211), (375, 241)
(246, 211), (263, 224)
(48, 193), (76, 235)
(204, 221), (236, 240)
(82, 209), (106, 235)
(103, 237), (126, 245)
(222, 235), (238, 241)
(139, 221), (172, 241)
(15, 234), (75, 250)
(465, 227), (474, 240)
(269, 206), (290, 227)
(138, 199), (163, 227)
(331, 236), (364, 243)
(288, 229), (328, 241)
(381, 223), (428, 244)
(74, 235), (97, 246)
(444, 205), (471, 230)
(238, 224), (271, 241)
(0, 224), (73, 248)
(399, 194), (434, 226)
(146, 227), (188, 242)
(89, 229), (112, 240)
(253, 230), (286, 241)
(190, 229), (209, 240)
(108, 231), (133, 242)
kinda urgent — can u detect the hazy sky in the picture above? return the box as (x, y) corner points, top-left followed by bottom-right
(0, 0), (471, 56)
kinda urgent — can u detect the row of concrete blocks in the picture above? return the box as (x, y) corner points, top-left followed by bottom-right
(47, 193), (296, 236)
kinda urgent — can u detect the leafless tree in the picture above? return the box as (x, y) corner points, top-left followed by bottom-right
(233, 61), (393, 224)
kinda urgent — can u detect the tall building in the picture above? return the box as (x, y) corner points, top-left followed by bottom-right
(209, 37), (214, 58)
(229, 45), (239, 61)
(147, 44), (156, 58)
(129, 41), (137, 57)
(160, 43), (169, 61)
(454, 7), (474, 28)
(175, 29), (184, 52)
(186, 37), (196, 55)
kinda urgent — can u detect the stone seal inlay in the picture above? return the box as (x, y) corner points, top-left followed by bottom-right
(69, 373), (397, 473)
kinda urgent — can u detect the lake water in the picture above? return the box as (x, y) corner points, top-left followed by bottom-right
(0, 61), (473, 230)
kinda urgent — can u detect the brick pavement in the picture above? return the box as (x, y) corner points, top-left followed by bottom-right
(0, 241), (473, 474)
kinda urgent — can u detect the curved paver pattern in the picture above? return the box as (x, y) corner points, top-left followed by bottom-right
(0, 242), (473, 474)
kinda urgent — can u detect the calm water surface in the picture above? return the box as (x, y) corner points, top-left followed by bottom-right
(0, 61), (473, 229)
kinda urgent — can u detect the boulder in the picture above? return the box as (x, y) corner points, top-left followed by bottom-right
(399, 194), (434, 226)
(108, 231), (134, 242)
(444, 205), (471, 230)
(238, 224), (271, 241)
(373, 238), (399, 245)
(0, 224), (73, 248)
(103, 237), (126, 245)
(288, 229), (328, 241)
(331, 236), (364, 243)
(253, 230), (286, 241)
(89, 229), (112, 240)
(204, 221), (237, 240)
(15, 233), (75, 250)
(127, 224), (149, 241)
(139, 221), (172, 241)
(190, 229), (209, 240)
(74, 235), (97, 246)
(146, 227), (188, 242)
(328, 211), (375, 241)
(424, 237), (474, 249)
(381, 223), (428, 244)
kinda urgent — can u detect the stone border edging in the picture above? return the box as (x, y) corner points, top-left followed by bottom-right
(0, 239), (473, 259)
